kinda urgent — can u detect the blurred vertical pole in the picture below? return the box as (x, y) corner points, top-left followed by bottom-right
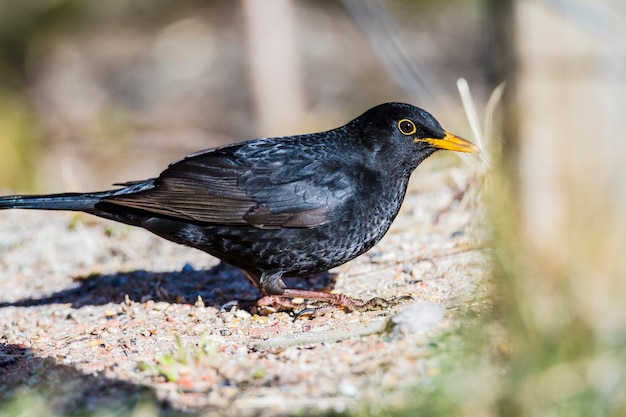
(490, 0), (626, 414)
(489, 0), (626, 315)
(483, 0), (517, 161)
(242, 0), (305, 137)
(516, 2), (571, 262)
(515, 0), (626, 291)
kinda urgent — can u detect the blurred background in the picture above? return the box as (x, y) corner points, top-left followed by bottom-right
(1, 0), (625, 415)
(0, 0), (485, 192)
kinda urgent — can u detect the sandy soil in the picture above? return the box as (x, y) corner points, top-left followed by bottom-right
(0, 164), (489, 416)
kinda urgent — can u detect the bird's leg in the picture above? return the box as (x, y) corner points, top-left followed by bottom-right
(230, 271), (307, 312)
(235, 271), (410, 316)
(289, 292), (414, 319)
(222, 271), (288, 311)
(281, 288), (404, 311)
(256, 272), (392, 313)
(258, 271), (286, 295)
(257, 287), (411, 318)
(240, 270), (288, 295)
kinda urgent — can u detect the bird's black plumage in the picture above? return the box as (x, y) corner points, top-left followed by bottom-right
(0, 103), (478, 304)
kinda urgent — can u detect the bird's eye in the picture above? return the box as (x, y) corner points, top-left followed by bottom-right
(398, 119), (417, 136)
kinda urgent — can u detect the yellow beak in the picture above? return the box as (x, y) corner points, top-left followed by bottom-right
(415, 131), (480, 153)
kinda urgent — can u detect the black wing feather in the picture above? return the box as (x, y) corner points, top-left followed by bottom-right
(102, 138), (355, 229)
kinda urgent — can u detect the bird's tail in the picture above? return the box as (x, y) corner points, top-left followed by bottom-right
(0, 191), (110, 212)
(0, 181), (154, 212)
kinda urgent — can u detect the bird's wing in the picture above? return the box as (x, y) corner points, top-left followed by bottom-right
(102, 139), (356, 229)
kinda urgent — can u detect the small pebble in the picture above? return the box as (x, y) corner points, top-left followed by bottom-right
(338, 380), (360, 397)
(451, 230), (464, 238)
(107, 326), (120, 335)
(392, 302), (446, 335)
(234, 310), (252, 320)
(195, 296), (205, 308)
(151, 303), (167, 312)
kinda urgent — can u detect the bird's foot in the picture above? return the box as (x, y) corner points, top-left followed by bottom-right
(222, 290), (412, 318)
(279, 289), (412, 319)
(221, 295), (308, 314)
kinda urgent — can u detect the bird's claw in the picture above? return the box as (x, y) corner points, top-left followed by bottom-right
(293, 293), (413, 320)
(222, 291), (412, 319)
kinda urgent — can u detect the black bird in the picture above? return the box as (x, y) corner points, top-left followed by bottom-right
(0, 103), (478, 310)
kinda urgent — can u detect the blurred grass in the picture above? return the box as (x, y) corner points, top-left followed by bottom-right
(0, 0), (86, 192)
(0, 87), (40, 191)
(490, 164), (626, 417)
(347, 153), (626, 417)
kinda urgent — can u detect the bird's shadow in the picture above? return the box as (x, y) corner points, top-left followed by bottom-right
(0, 262), (338, 310)
(0, 343), (158, 413)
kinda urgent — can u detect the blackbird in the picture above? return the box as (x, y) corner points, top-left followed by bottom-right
(0, 102), (478, 310)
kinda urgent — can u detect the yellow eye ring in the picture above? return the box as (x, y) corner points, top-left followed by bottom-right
(398, 119), (417, 136)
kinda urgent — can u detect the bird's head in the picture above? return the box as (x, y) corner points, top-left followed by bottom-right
(353, 102), (479, 169)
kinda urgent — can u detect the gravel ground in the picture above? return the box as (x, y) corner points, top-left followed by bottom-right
(0, 163), (489, 416)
